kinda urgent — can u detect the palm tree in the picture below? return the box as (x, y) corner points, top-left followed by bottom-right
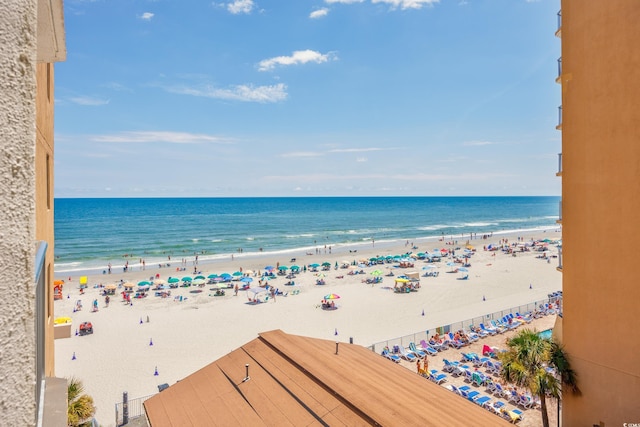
(67, 377), (96, 427)
(498, 329), (577, 427)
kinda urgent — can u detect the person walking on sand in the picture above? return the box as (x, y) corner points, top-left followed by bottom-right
(416, 358), (422, 375)
(234, 283), (239, 296)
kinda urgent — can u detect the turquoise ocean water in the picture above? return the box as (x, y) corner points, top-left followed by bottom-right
(54, 196), (560, 274)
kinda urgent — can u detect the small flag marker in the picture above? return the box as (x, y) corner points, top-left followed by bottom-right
(72, 352), (76, 360)
(483, 295), (486, 301)
(149, 338), (153, 346)
(529, 283), (533, 289)
(140, 317), (143, 324)
(154, 366), (159, 376)
(422, 309), (425, 316)
(334, 328), (338, 336)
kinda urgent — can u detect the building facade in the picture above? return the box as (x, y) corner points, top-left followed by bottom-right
(0, 1), (66, 425)
(557, 1), (640, 425)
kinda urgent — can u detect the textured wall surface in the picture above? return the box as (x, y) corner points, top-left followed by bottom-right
(0, 1), (38, 425)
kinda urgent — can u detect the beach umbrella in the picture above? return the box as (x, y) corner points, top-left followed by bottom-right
(278, 266), (288, 271)
(371, 269), (383, 276)
(264, 265), (274, 271)
(324, 293), (340, 300)
(244, 269), (254, 275)
(153, 279), (166, 285)
(290, 265), (300, 271)
(232, 271), (243, 276)
(395, 278), (410, 283)
(193, 278), (206, 285)
(194, 275), (206, 280)
(247, 287), (267, 295)
(458, 267), (469, 273)
(207, 274), (218, 279)
(138, 280), (151, 286)
(181, 276), (193, 282)
(322, 262), (331, 267)
(241, 277), (253, 283)
(168, 277), (180, 283)
(105, 284), (117, 290)
(309, 263), (320, 268)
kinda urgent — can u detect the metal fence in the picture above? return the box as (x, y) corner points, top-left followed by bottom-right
(115, 392), (155, 426)
(369, 294), (562, 354)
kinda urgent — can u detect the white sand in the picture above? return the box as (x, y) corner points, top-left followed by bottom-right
(54, 229), (561, 425)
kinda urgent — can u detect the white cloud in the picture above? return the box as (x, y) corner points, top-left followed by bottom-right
(325, 0), (364, 4)
(328, 147), (386, 153)
(280, 151), (324, 158)
(258, 50), (337, 72)
(371, 0), (440, 10)
(68, 96), (110, 106)
(310, 8), (329, 19)
(227, 0), (253, 14)
(164, 83), (288, 103)
(91, 131), (231, 144)
(140, 12), (154, 20)
(462, 140), (495, 147)
(102, 82), (132, 92)
(356, 157), (368, 162)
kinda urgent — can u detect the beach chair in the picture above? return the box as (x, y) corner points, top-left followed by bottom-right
(461, 352), (476, 363)
(409, 342), (426, 358)
(429, 370), (448, 385)
(493, 383), (508, 398)
(518, 394), (536, 409)
(450, 385), (470, 396)
(474, 395), (491, 407)
(442, 359), (459, 373)
(501, 407), (524, 424)
(460, 388), (481, 402)
(421, 339), (445, 352)
(381, 347), (401, 363)
(480, 323), (497, 335)
(396, 345), (417, 361)
(488, 401), (506, 415)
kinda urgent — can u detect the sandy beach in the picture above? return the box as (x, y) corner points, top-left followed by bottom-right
(54, 229), (561, 426)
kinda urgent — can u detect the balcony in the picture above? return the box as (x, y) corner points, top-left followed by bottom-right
(556, 57), (562, 84)
(556, 248), (563, 272)
(556, 153), (562, 177)
(556, 105), (562, 130)
(555, 10), (562, 37)
(556, 200), (562, 224)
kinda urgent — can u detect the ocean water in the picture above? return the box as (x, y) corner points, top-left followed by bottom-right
(54, 196), (560, 274)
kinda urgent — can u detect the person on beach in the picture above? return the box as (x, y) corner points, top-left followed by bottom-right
(416, 358), (422, 375)
(234, 284), (239, 296)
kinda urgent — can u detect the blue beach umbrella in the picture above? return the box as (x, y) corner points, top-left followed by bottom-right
(241, 277), (253, 283)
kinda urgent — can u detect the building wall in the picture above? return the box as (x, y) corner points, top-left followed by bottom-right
(560, 1), (640, 425)
(35, 61), (56, 377)
(0, 1), (39, 424)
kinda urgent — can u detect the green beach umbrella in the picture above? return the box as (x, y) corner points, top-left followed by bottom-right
(182, 276), (193, 282)
(168, 277), (180, 283)
(278, 266), (288, 271)
(232, 271), (243, 276)
(138, 280), (151, 286)
(322, 262), (331, 267)
(290, 265), (300, 271)
(194, 275), (206, 280)
(207, 274), (218, 279)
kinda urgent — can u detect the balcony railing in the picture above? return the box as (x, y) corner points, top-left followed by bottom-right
(556, 57), (562, 83)
(555, 10), (562, 37)
(557, 200), (562, 224)
(557, 248), (563, 271)
(556, 153), (562, 176)
(556, 105), (562, 130)
(35, 241), (47, 424)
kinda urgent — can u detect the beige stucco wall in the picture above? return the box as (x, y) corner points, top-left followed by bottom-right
(560, 1), (640, 425)
(0, 1), (39, 425)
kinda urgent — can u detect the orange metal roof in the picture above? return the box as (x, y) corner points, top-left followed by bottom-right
(144, 330), (510, 426)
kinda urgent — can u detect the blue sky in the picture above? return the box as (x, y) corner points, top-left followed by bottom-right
(55, 0), (561, 198)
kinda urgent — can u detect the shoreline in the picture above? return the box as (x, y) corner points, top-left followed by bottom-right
(54, 225), (560, 278)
